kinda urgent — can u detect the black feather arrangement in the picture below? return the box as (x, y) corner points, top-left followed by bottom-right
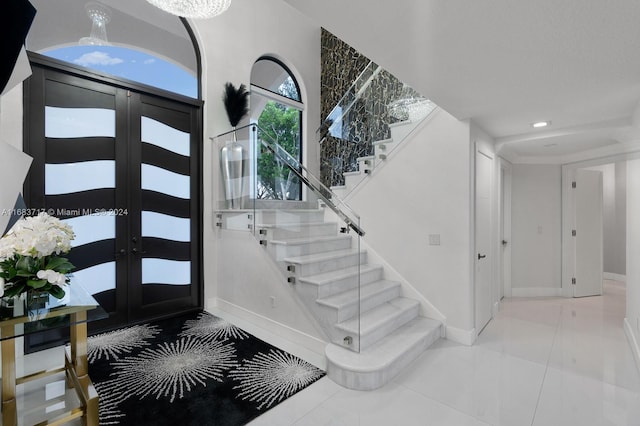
(222, 82), (249, 127)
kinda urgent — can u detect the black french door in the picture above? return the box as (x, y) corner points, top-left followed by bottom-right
(23, 55), (202, 346)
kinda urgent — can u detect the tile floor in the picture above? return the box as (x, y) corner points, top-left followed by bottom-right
(249, 280), (640, 426)
(7, 280), (640, 425)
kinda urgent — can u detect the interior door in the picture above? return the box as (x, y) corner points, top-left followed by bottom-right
(573, 169), (603, 297)
(23, 59), (202, 346)
(475, 147), (493, 333)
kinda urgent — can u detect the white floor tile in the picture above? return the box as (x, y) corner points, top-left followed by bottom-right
(533, 367), (640, 426)
(549, 327), (640, 391)
(475, 316), (558, 365)
(292, 382), (490, 426)
(395, 341), (546, 426)
(496, 297), (564, 327)
(247, 377), (343, 426)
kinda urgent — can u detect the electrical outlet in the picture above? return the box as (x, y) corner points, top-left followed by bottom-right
(270, 296), (277, 308)
(428, 234), (441, 246)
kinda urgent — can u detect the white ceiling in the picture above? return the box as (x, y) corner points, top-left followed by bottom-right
(283, 0), (640, 162)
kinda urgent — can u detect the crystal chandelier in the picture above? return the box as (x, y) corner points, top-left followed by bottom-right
(388, 97), (435, 122)
(145, 0), (232, 19)
(79, 2), (112, 46)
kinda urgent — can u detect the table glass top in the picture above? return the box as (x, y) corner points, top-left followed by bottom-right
(0, 280), (106, 340)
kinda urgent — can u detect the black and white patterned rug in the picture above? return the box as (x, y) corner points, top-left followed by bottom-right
(87, 311), (325, 426)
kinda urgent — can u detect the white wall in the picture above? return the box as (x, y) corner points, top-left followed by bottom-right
(192, 0), (324, 347)
(511, 164), (562, 295)
(343, 109), (474, 338)
(625, 158), (640, 369)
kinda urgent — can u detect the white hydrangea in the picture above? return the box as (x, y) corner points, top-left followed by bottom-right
(0, 213), (74, 259)
(37, 269), (68, 286)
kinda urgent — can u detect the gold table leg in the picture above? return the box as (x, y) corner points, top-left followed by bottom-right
(70, 312), (99, 426)
(1, 325), (17, 426)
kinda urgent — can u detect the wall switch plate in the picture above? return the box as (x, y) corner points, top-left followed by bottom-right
(429, 234), (441, 245)
(270, 296), (277, 308)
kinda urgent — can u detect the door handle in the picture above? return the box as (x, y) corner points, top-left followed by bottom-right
(478, 253), (487, 260)
(502, 240), (508, 246)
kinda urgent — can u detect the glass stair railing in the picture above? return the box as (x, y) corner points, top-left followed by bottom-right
(212, 123), (365, 352)
(319, 60), (437, 193)
(318, 61), (382, 144)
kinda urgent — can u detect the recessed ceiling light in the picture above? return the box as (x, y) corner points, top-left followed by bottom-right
(532, 121), (551, 128)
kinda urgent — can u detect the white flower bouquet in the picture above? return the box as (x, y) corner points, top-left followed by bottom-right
(0, 212), (75, 300)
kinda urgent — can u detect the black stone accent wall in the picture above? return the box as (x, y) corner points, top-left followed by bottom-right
(320, 29), (421, 187)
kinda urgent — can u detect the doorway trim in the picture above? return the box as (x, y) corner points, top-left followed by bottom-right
(474, 142), (494, 336)
(561, 151), (640, 297)
(498, 157), (512, 299)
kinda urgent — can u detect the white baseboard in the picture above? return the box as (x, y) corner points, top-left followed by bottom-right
(445, 325), (476, 346)
(511, 287), (562, 298)
(206, 298), (327, 369)
(604, 272), (626, 283)
(624, 317), (640, 375)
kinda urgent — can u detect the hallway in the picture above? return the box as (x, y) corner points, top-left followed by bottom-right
(250, 280), (640, 425)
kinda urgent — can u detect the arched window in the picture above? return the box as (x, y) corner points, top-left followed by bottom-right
(250, 57), (303, 200)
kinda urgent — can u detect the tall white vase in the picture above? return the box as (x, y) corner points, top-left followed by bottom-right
(220, 135), (244, 209)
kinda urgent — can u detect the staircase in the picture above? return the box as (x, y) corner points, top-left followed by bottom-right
(254, 204), (442, 391)
(330, 120), (418, 198)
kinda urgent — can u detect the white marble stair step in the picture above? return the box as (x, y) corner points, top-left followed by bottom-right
(372, 138), (394, 160)
(316, 280), (401, 322)
(297, 264), (384, 298)
(257, 221), (337, 240)
(389, 119), (418, 142)
(330, 185), (347, 200)
(336, 297), (420, 350)
(284, 249), (367, 277)
(356, 155), (376, 172)
(325, 316), (442, 390)
(343, 171), (366, 189)
(269, 234), (352, 257)
(253, 200), (318, 210)
(256, 209), (325, 225)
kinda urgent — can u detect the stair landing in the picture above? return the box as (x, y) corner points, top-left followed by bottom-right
(325, 317), (442, 390)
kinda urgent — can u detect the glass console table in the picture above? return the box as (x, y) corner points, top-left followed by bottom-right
(0, 281), (106, 426)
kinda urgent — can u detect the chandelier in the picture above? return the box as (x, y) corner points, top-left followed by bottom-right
(79, 2), (112, 46)
(145, 0), (232, 19)
(387, 97), (435, 122)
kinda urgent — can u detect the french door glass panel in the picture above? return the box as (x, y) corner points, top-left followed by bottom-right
(45, 161), (115, 194)
(45, 106), (115, 138)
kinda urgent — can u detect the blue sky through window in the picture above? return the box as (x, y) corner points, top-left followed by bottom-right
(44, 45), (197, 98)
